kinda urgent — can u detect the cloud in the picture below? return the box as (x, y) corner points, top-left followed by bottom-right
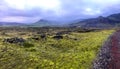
(4, 0), (62, 11)
(82, 8), (101, 15)
(0, 16), (40, 23)
(0, 0), (120, 23)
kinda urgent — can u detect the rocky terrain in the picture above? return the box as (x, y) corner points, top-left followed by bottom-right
(93, 36), (112, 69)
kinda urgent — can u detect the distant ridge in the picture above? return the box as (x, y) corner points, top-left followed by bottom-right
(1, 13), (120, 28)
(0, 22), (27, 27)
(30, 19), (59, 27)
(0, 19), (64, 27)
(70, 13), (120, 28)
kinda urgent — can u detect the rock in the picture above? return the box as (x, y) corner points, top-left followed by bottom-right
(3, 37), (25, 44)
(32, 37), (40, 40)
(40, 34), (46, 39)
(53, 35), (63, 40)
(93, 37), (112, 69)
(56, 31), (71, 35)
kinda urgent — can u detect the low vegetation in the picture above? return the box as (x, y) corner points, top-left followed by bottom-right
(0, 27), (114, 69)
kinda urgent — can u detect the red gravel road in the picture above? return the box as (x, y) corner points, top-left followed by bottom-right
(109, 30), (120, 69)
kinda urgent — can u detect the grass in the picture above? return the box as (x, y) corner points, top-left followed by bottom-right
(0, 29), (114, 69)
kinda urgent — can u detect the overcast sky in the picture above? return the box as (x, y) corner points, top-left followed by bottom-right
(0, 0), (120, 23)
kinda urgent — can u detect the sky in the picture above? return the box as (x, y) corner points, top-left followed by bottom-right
(0, 0), (120, 23)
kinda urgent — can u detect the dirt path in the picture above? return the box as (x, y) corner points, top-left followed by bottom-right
(109, 30), (120, 69)
(93, 30), (120, 69)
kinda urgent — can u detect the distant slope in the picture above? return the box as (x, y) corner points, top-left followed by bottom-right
(70, 13), (120, 28)
(30, 19), (59, 27)
(0, 22), (27, 27)
(0, 19), (64, 27)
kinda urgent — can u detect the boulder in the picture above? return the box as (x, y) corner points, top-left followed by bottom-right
(32, 37), (40, 40)
(3, 37), (25, 44)
(56, 31), (70, 35)
(53, 35), (63, 40)
(40, 34), (46, 39)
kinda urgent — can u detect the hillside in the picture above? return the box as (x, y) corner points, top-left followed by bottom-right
(70, 13), (120, 28)
(30, 19), (59, 27)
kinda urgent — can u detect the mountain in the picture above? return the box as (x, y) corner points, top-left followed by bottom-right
(70, 13), (120, 28)
(0, 22), (27, 27)
(30, 19), (59, 27)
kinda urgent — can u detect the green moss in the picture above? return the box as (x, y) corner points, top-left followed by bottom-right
(0, 30), (114, 69)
